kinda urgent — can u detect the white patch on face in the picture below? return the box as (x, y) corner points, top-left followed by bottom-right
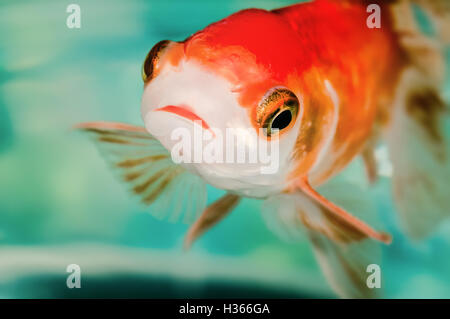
(141, 59), (301, 198)
(307, 79), (340, 185)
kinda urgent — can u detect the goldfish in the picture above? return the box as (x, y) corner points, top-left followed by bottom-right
(76, 0), (450, 298)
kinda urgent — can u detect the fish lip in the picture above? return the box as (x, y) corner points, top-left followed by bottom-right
(154, 105), (211, 131)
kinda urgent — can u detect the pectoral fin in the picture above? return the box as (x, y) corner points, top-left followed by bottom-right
(294, 184), (386, 298)
(75, 121), (207, 223)
(263, 179), (388, 298)
(295, 179), (391, 244)
(306, 228), (381, 298)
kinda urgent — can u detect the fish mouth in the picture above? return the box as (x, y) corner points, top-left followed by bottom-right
(155, 105), (210, 130)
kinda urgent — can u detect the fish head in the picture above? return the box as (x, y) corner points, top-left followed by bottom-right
(140, 9), (310, 197)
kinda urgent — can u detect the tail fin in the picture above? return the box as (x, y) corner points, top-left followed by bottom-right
(385, 68), (450, 238)
(413, 0), (450, 45)
(385, 0), (450, 238)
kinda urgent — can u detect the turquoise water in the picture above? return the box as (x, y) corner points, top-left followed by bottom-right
(0, 0), (449, 298)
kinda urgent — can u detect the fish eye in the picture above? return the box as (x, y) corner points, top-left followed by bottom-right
(258, 88), (299, 137)
(270, 109), (293, 129)
(142, 40), (171, 83)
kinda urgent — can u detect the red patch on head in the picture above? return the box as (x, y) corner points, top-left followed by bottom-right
(187, 9), (310, 79)
(182, 9), (310, 116)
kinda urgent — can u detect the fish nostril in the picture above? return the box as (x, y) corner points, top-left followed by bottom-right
(142, 40), (171, 83)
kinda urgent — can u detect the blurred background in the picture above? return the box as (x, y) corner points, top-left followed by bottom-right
(0, 0), (449, 298)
